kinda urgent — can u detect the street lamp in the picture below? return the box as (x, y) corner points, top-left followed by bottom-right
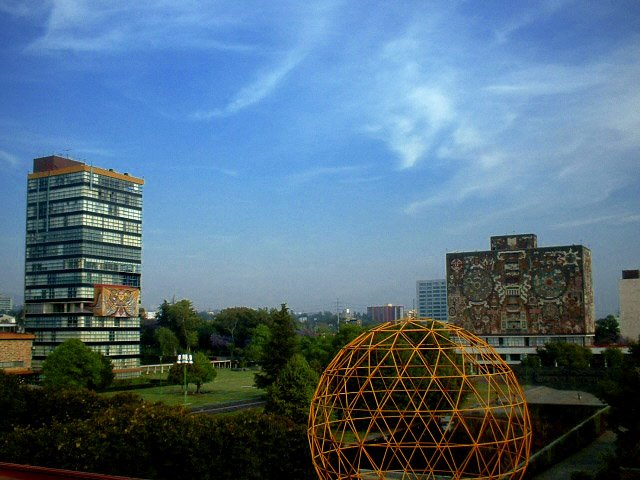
(177, 353), (193, 405)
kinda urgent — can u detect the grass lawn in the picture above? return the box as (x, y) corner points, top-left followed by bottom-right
(105, 368), (264, 408)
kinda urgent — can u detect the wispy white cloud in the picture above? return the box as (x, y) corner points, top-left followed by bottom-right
(366, 86), (455, 169)
(389, 25), (640, 217)
(192, 51), (305, 119)
(485, 63), (607, 96)
(159, 164), (239, 177)
(0, 0), (48, 17)
(212, 166), (239, 177)
(0, 149), (20, 167)
(297, 2), (639, 228)
(551, 213), (640, 229)
(404, 158), (513, 214)
(287, 165), (366, 186)
(191, 2), (337, 120)
(0, 125), (117, 165)
(25, 0), (256, 53)
(493, 0), (571, 44)
(337, 175), (383, 185)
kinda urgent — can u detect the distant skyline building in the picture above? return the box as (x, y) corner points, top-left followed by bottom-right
(0, 293), (12, 313)
(0, 314), (17, 332)
(24, 155), (143, 370)
(367, 304), (405, 323)
(446, 234), (595, 363)
(619, 269), (640, 342)
(416, 279), (448, 321)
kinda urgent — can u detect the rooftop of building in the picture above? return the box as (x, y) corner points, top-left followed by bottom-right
(0, 332), (35, 340)
(447, 233), (589, 255)
(0, 314), (16, 323)
(29, 155), (144, 185)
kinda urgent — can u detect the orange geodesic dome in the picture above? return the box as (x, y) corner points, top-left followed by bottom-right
(308, 319), (531, 480)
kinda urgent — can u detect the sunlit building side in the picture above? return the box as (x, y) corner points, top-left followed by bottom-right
(619, 269), (640, 342)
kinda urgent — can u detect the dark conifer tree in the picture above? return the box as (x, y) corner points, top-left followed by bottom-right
(254, 303), (297, 389)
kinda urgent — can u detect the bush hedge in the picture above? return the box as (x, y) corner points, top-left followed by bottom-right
(0, 372), (314, 479)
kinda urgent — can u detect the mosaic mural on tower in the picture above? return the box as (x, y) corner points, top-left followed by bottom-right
(93, 284), (140, 318)
(446, 235), (595, 336)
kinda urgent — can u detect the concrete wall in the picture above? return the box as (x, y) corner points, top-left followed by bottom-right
(524, 406), (609, 478)
(0, 333), (35, 372)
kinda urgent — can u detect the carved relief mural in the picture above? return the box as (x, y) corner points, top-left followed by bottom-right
(447, 236), (594, 336)
(93, 284), (140, 317)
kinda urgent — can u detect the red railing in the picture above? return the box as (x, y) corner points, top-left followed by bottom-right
(0, 462), (145, 480)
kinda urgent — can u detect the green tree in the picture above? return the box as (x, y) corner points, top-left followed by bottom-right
(190, 352), (217, 393)
(0, 373), (316, 479)
(0, 372), (27, 432)
(598, 343), (640, 471)
(254, 304), (298, 389)
(299, 333), (333, 373)
(265, 354), (318, 423)
(299, 323), (365, 374)
(157, 299), (202, 349)
(214, 307), (269, 351)
(98, 353), (115, 388)
(167, 352), (217, 393)
(603, 347), (624, 368)
(244, 323), (271, 364)
(155, 326), (179, 363)
(330, 323), (365, 356)
(520, 354), (541, 368)
(630, 342), (640, 364)
(41, 339), (113, 390)
(537, 342), (592, 368)
(519, 354), (541, 385)
(595, 314), (620, 345)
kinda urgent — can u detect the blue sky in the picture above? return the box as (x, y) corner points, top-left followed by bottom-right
(0, 1), (638, 316)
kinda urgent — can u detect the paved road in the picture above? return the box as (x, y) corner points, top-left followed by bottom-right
(190, 398), (266, 414)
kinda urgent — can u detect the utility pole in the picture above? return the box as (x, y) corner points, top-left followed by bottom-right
(336, 298), (340, 329)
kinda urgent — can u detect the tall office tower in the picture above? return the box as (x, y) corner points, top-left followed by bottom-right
(416, 279), (448, 321)
(367, 304), (405, 323)
(446, 234), (595, 363)
(619, 269), (640, 342)
(24, 156), (143, 370)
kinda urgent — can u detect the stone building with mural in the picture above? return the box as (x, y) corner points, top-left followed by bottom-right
(446, 234), (595, 363)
